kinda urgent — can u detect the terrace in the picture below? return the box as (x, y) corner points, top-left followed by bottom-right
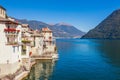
(4, 28), (20, 37)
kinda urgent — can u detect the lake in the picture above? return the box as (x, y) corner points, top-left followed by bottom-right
(24, 39), (120, 80)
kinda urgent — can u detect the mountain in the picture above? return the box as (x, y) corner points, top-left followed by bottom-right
(16, 19), (85, 38)
(82, 9), (120, 39)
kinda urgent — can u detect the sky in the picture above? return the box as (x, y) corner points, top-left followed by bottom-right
(0, 0), (120, 32)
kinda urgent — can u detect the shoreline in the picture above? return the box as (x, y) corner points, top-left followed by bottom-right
(14, 60), (36, 80)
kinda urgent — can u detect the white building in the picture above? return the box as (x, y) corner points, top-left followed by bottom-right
(21, 24), (32, 58)
(0, 6), (22, 77)
(41, 27), (53, 45)
(0, 6), (58, 78)
(41, 27), (56, 53)
(31, 30), (44, 56)
(21, 24), (30, 32)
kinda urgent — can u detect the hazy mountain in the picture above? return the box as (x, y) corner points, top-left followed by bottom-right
(16, 19), (85, 38)
(82, 9), (120, 39)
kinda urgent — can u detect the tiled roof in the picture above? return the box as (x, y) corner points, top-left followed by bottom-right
(0, 18), (19, 24)
(22, 24), (29, 28)
(41, 27), (52, 32)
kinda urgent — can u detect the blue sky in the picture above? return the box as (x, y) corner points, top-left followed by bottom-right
(0, 0), (120, 32)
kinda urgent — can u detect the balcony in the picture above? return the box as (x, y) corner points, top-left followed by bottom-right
(5, 33), (18, 37)
(22, 40), (31, 43)
(22, 39), (32, 46)
(6, 42), (19, 46)
(4, 28), (20, 32)
(4, 28), (20, 37)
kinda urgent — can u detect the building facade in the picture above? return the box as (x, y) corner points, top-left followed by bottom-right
(0, 6), (6, 18)
(0, 6), (22, 77)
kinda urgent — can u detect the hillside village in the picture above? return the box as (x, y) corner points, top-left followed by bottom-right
(0, 6), (58, 80)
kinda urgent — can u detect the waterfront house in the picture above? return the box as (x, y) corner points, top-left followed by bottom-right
(20, 24), (33, 71)
(0, 6), (22, 77)
(31, 30), (44, 56)
(41, 27), (53, 46)
(21, 24), (32, 58)
(0, 5), (58, 79)
(41, 27), (58, 59)
(41, 27), (56, 52)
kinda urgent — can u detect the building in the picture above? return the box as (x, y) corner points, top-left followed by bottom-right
(20, 24), (33, 70)
(21, 24), (32, 58)
(31, 30), (44, 56)
(21, 24), (30, 32)
(0, 5), (58, 79)
(0, 6), (6, 18)
(0, 6), (22, 77)
(41, 27), (53, 45)
(41, 27), (57, 56)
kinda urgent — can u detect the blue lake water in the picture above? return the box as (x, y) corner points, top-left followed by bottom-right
(24, 39), (120, 80)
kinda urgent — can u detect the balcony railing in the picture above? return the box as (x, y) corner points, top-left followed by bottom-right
(22, 40), (31, 43)
(4, 28), (20, 33)
(4, 28), (20, 37)
(6, 42), (19, 46)
(22, 39), (32, 46)
(5, 33), (18, 37)
(44, 39), (52, 42)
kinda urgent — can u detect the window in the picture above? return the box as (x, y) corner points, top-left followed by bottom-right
(13, 47), (15, 53)
(7, 37), (9, 43)
(8, 25), (10, 29)
(1, 10), (3, 15)
(0, 9), (1, 14)
(3, 11), (4, 15)
(49, 36), (52, 39)
(17, 47), (19, 52)
(0, 9), (2, 14)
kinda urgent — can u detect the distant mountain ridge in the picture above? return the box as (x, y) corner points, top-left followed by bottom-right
(16, 19), (85, 38)
(82, 9), (120, 39)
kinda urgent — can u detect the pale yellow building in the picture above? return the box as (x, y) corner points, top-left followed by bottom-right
(41, 27), (53, 45)
(0, 6), (6, 19)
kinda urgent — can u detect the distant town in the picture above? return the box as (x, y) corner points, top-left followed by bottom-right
(0, 5), (58, 80)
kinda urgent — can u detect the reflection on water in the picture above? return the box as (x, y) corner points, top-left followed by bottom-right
(94, 40), (120, 67)
(24, 60), (56, 80)
(24, 39), (120, 80)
